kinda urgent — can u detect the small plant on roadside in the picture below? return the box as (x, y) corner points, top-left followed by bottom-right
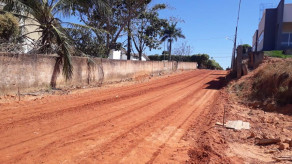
(232, 81), (247, 97)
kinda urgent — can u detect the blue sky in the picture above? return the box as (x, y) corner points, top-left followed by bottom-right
(144, 0), (292, 69)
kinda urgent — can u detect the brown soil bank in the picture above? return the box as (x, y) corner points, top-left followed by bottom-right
(0, 70), (228, 163)
(222, 57), (292, 163)
(231, 57), (292, 114)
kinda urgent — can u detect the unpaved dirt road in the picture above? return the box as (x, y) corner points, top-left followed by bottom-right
(0, 70), (227, 164)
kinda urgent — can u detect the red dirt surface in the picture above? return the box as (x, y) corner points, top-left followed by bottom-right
(0, 70), (227, 163)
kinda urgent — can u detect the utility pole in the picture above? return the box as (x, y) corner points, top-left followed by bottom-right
(231, 0), (242, 71)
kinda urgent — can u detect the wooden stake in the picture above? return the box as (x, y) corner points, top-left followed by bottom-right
(18, 87), (20, 101)
(223, 105), (226, 127)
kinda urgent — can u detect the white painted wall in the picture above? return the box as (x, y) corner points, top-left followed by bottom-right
(131, 55), (147, 61)
(284, 4), (292, 22)
(108, 50), (123, 60)
(121, 54), (127, 60)
(0, 2), (5, 9)
(108, 50), (148, 61)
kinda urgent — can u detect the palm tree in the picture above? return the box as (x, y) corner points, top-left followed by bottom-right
(1, 0), (107, 87)
(161, 23), (185, 61)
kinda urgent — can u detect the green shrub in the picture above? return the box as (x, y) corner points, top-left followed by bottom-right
(148, 54), (223, 70)
(0, 13), (19, 41)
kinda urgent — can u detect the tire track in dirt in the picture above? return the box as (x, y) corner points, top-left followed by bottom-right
(144, 90), (217, 164)
(0, 70), (203, 130)
(0, 71), (205, 126)
(0, 70), (200, 112)
(0, 70), (227, 164)
(0, 71), (206, 148)
(0, 75), (200, 151)
(119, 90), (212, 164)
(72, 72), (220, 163)
(0, 71), (208, 161)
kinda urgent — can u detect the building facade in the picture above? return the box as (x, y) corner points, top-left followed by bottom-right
(253, 0), (292, 51)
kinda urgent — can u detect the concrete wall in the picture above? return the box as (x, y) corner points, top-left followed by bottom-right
(0, 53), (56, 95)
(276, 0), (285, 50)
(248, 52), (264, 69)
(0, 53), (197, 95)
(283, 4), (292, 22)
(177, 61), (198, 70)
(263, 9), (277, 51)
(252, 30), (258, 51)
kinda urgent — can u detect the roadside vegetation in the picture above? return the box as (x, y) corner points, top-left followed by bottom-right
(160, 22), (185, 61)
(148, 54), (223, 70)
(252, 60), (292, 105)
(0, 0), (185, 84)
(0, 0), (222, 85)
(0, 0), (108, 82)
(264, 50), (292, 58)
(230, 58), (292, 109)
(0, 13), (19, 42)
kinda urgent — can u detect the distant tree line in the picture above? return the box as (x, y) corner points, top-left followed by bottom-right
(148, 54), (223, 70)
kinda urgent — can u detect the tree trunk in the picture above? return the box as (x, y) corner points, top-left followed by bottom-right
(106, 34), (110, 56)
(139, 51), (142, 61)
(169, 40), (172, 61)
(127, 19), (132, 60)
(50, 57), (62, 88)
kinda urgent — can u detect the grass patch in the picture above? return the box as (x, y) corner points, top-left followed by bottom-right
(232, 81), (247, 97)
(264, 50), (292, 58)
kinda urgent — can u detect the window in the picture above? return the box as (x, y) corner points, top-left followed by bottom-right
(281, 33), (292, 47)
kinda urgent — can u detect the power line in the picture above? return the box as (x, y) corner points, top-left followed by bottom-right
(212, 56), (232, 58)
(231, 0), (242, 70)
(193, 37), (227, 41)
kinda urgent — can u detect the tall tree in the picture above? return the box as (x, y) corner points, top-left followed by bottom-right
(1, 0), (107, 86)
(78, 0), (150, 57)
(77, 0), (122, 56)
(132, 4), (167, 60)
(160, 22), (185, 61)
(123, 0), (151, 60)
(66, 28), (107, 57)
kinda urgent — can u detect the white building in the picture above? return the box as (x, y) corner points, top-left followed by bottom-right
(108, 49), (150, 61)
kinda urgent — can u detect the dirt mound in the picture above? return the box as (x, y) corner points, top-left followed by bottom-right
(222, 57), (292, 163)
(188, 147), (211, 163)
(229, 57), (292, 113)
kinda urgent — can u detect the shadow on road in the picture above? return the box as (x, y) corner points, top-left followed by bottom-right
(210, 74), (227, 76)
(205, 76), (227, 90)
